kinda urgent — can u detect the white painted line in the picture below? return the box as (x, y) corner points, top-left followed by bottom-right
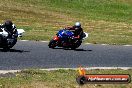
(84, 67), (132, 70)
(40, 67), (132, 71)
(19, 40), (132, 46)
(85, 43), (91, 45)
(123, 45), (132, 46)
(0, 67), (132, 74)
(101, 44), (108, 45)
(0, 70), (21, 74)
(40, 41), (49, 43)
(20, 40), (29, 41)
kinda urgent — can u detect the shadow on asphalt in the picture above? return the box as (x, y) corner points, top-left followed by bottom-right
(0, 49), (30, 53)
(52, 48), (92, 51)
(74, 49), (92, 51)
(52, 47), (63, 49)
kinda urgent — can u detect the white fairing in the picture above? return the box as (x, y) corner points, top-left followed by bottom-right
(82, 32), (89, 40)
(17, 29), (25, 37)
(0, 28), (8, 37)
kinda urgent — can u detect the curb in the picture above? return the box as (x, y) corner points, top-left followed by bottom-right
(19, 40), (132, 46)
(0, 67), (132, 74)
(40, 67), (132, 71)
(0, 70), (21, 74)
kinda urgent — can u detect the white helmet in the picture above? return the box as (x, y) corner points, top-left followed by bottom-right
(75, 22), (81, 28)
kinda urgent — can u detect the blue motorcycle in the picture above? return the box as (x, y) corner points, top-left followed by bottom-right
(48, 29), (82, 49)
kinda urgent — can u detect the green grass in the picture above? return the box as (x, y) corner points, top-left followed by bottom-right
(0, 69), (132, 88)
(0, 0), (132, 45)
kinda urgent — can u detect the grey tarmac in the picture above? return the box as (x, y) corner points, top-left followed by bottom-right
(0, 41), (132, 70)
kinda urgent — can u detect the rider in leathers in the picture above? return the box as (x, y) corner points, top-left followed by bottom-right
(65, 22), (83, 40)
(0, 20), (18, 38)
(0, 20), (18, 44)
(64, 22), (84, 44)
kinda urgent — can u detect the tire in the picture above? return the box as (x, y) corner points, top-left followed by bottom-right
(2, 39), (10, 51)
(71, 46), (76, 50)
(48, 39), (57, 48)
(3, 47), (10, 52)
(8, 38), (17, 48)
(76, 76), (87, 85)
(71, 40), (82, 50)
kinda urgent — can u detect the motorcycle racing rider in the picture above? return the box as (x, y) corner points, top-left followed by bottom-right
(0, 20), (18, 38)
(0, 20), (18, 45)
(64, 22), (84, 43)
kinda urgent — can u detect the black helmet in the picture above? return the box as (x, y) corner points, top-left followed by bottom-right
(4, 20), (13, 30)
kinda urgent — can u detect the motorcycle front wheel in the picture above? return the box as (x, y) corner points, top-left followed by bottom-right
(3, 38), (17, 51)
(48, 39), (57, 49)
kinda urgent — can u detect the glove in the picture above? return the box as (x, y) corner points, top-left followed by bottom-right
(74, 35), (80, 39)
(12, 34), (18, 38)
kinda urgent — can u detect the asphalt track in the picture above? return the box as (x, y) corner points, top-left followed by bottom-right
(0, 41), (132, 70)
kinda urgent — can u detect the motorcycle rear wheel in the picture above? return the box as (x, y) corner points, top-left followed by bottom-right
(71, 40), (82, 50)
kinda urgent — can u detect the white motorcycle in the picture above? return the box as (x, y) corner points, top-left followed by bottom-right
(0, 28), (25, 50)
